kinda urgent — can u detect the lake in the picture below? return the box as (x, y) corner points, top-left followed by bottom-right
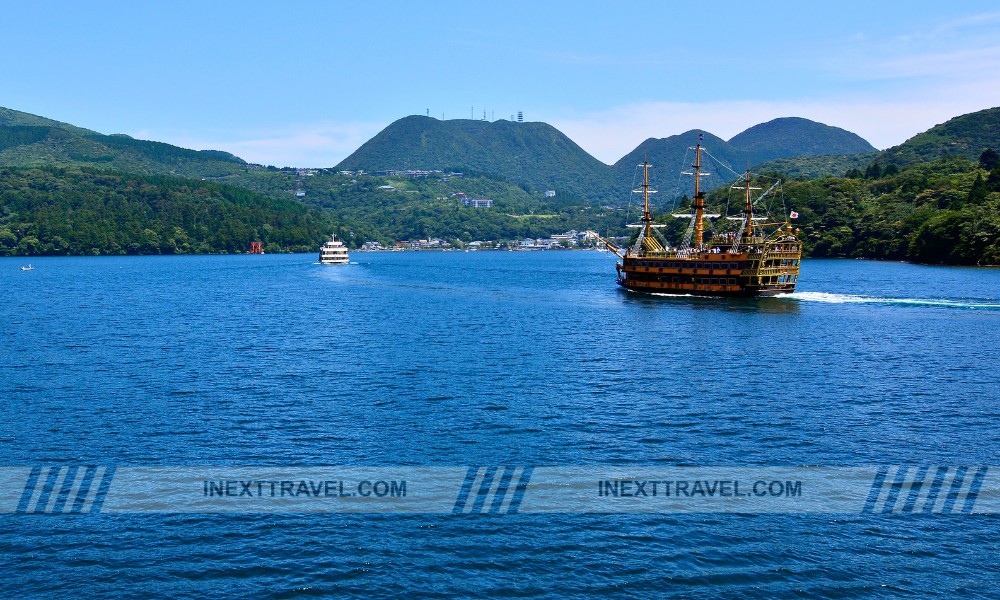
(2, 251), (999, 597)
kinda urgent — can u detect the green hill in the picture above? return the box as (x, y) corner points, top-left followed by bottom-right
(336, 115), (877, 206)
(789, 154), (1000, 265)
(6, 104), (995, 264)
(881, 106), (1000, 166)
(335, 115), (617, 203)
(613, 130), (749, 205)
(293, 169), (623, 247)
(691, 153), (1000, 265)
(728, 117), (876, 164)
(613, 119), (877, 202)
(0, 107), (99, 136)
(0, 107), (248, 179)
(0, 167), (331, 256)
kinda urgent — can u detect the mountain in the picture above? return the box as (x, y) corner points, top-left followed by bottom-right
(336, 115), (617, 202)
(0, 108), (331, 256)
(337, 115), (877, 207)
(3, 103), (996, 263)
(0, 106), (99, 136)
(612, 119), (876, 202)
(613, 130), (748, 206)
(881, 106), (1000, 166)
(728, 117), (876, 164)
(0, 107), (247, 178)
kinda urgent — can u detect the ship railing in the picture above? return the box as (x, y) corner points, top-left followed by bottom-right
(757, 266), (797, 276)
(632, 248), (683, 258)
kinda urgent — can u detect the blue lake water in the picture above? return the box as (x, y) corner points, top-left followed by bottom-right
(2, 252), (999, 597)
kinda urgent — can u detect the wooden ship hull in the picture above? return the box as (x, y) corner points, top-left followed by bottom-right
(616, 245), (800, 297)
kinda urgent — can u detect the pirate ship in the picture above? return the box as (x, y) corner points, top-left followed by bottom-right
(601, 137), (802, 297)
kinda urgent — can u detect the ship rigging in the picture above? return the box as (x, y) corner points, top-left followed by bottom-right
(600, 136), (803, 297)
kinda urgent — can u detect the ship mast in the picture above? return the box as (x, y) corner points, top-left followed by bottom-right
(693, 142), (706, 248)
(626, 161), (663, 255)
(743, 169), (754, 241)
(641, 161), (653, 245)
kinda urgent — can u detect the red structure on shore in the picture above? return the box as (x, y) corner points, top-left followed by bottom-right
(249, 242), (264, 254)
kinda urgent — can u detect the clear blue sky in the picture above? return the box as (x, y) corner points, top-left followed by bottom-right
(3, 1), (999, 166)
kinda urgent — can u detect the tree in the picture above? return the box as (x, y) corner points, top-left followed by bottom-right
(0, 167), (333, 256)
(988, 164), (1000, 192)
(0, 228), (17, 255)
(15, 235), (40, 255)
(864, 162), (882, 179)
(979, 148), (999, 170)
(966, 173), (987, 206)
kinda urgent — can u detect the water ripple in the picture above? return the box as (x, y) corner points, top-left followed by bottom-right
(1, 254), (999, 595)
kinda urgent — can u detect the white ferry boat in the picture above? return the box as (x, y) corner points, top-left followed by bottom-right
(319, 235), (350, 264)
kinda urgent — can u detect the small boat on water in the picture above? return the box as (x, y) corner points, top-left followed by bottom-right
(600, 136), (802, 297)
(318, 235), (350, 264)
(20, 264), (33, 271)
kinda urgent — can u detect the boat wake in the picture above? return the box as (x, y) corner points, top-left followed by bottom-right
(779, 291), (1000, 311)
